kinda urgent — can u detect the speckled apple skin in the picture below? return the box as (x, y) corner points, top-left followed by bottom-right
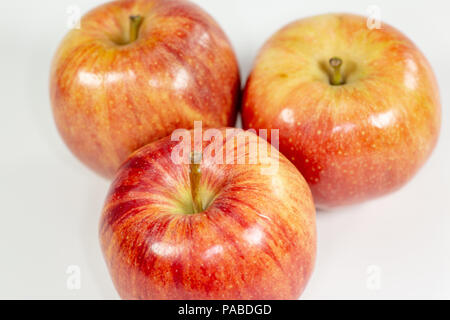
(99, 128), (316, 299)
(242, 14), (441, 208)
(50, 0), (240, 178)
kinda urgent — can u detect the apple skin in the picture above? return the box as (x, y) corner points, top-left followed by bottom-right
(99, 128), (316, 299)
(50, 0), (240, 178)
(242, 14), (441, 208)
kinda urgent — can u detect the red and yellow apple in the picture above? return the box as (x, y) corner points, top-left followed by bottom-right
(99, 128), (316, 299)
(50, 0), (240, 178)
(242, 14), (441, 208)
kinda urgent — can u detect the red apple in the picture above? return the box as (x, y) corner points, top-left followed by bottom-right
(242, 14), (441, 208)
(99, 128), (316, 299)
(50, 0), (240, 178)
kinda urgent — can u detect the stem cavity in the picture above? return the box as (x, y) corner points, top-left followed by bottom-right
(329, 57), (345, 85)
(189, 152), (203, 214)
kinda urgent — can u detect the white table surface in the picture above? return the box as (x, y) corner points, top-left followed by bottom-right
(0, 0), (448, 299)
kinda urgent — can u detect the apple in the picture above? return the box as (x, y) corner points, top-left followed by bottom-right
(242, 14), (441, 208)
(99, 128), (316, 299)
(50, 0), (240, 178)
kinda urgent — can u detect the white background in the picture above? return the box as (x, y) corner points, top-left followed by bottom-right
(0, 0), (449, 299)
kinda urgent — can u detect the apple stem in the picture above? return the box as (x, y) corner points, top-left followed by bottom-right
(189, 152), (203, 213)
(329, 57), (345, 85)
(129, 15), (143, 43)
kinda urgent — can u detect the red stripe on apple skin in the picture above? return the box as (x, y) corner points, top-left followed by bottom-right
(105, 199), (151, 227)
(50, 0), (240, 179)
(220, 194), (297, 258)
(99, 128), (316, 300)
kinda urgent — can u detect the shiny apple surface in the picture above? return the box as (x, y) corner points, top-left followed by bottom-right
(242, 14), (441, 208)
(99, 128), (316, 299)
(50, 0), (240, 178)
